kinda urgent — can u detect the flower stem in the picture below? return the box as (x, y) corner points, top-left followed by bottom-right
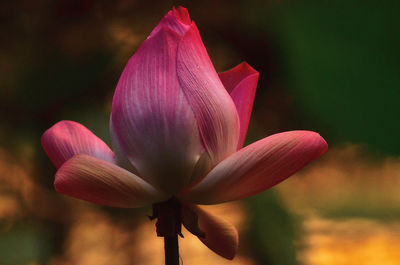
(164, 234), (179, 265)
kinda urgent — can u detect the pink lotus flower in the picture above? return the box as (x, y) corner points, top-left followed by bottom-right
(42, 7), (327, 260)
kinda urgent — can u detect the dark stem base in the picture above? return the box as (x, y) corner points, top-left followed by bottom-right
(151, 198), (182, 265)
(164, 234), (179, 265)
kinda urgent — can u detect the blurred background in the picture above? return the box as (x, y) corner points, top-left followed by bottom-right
(1, 0), (400, 264)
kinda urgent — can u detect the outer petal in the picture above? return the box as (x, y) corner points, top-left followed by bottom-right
(181, 131), (328, 204)
(42, 120), (115, 168)
(219, 62), (259, 149)
(182, 203), (238, 260)
(149, 6), (191, 38)
(55, 155), (167, 208)
(111, 26), (203, 194)
(109, 117), (139, 175)
(177, 23), (240, 165)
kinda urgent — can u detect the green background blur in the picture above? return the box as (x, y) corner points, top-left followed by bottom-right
(1, 0), (400, 264)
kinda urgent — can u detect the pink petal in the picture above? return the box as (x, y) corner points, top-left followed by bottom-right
(111, 26), (204, 194)
(181, 131), (328, 204)
(109, 117), (139, 175)
(172, 6), (191, 24)
(219, 62), (259, 149)
(42, 120), (114, 169)
(182, 203), (239, 260)
(177, 23), (240, 165)
(55, 155), (167, 208)
(149, 6), (191, 38)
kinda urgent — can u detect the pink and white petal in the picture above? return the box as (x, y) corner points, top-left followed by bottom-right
(55, 155), (167, 208)
(181, 131), (328, 204)
(219, 62), (259, 149)
(149, 6), (191, 38)
(109, 117), (139, 175)
(42, 120), (115, 169)
(111, 26), (203, 194)
(177, 23), (240, 165)
(182, 203), (238, 260)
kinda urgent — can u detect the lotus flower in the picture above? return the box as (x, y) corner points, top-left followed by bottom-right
(41, 7), (327, 260)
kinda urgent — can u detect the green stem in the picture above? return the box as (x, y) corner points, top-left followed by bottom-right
(164, 234), (179, 265)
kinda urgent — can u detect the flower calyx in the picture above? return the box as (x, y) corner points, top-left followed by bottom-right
(150, 197), (205, 238)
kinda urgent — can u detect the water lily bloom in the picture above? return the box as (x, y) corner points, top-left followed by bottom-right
(42, 7), (327, 260)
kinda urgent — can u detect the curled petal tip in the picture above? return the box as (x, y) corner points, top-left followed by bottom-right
(42, 120), (114, 168)
(182, 204), (238, 259)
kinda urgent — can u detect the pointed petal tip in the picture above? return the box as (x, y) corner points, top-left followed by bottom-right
(221, 61), (259, 78)
(218, 61), (259, 94)
(236, 61), (259, 75)
(149, 7), (192, 38)
(171, 6), (191, 25)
